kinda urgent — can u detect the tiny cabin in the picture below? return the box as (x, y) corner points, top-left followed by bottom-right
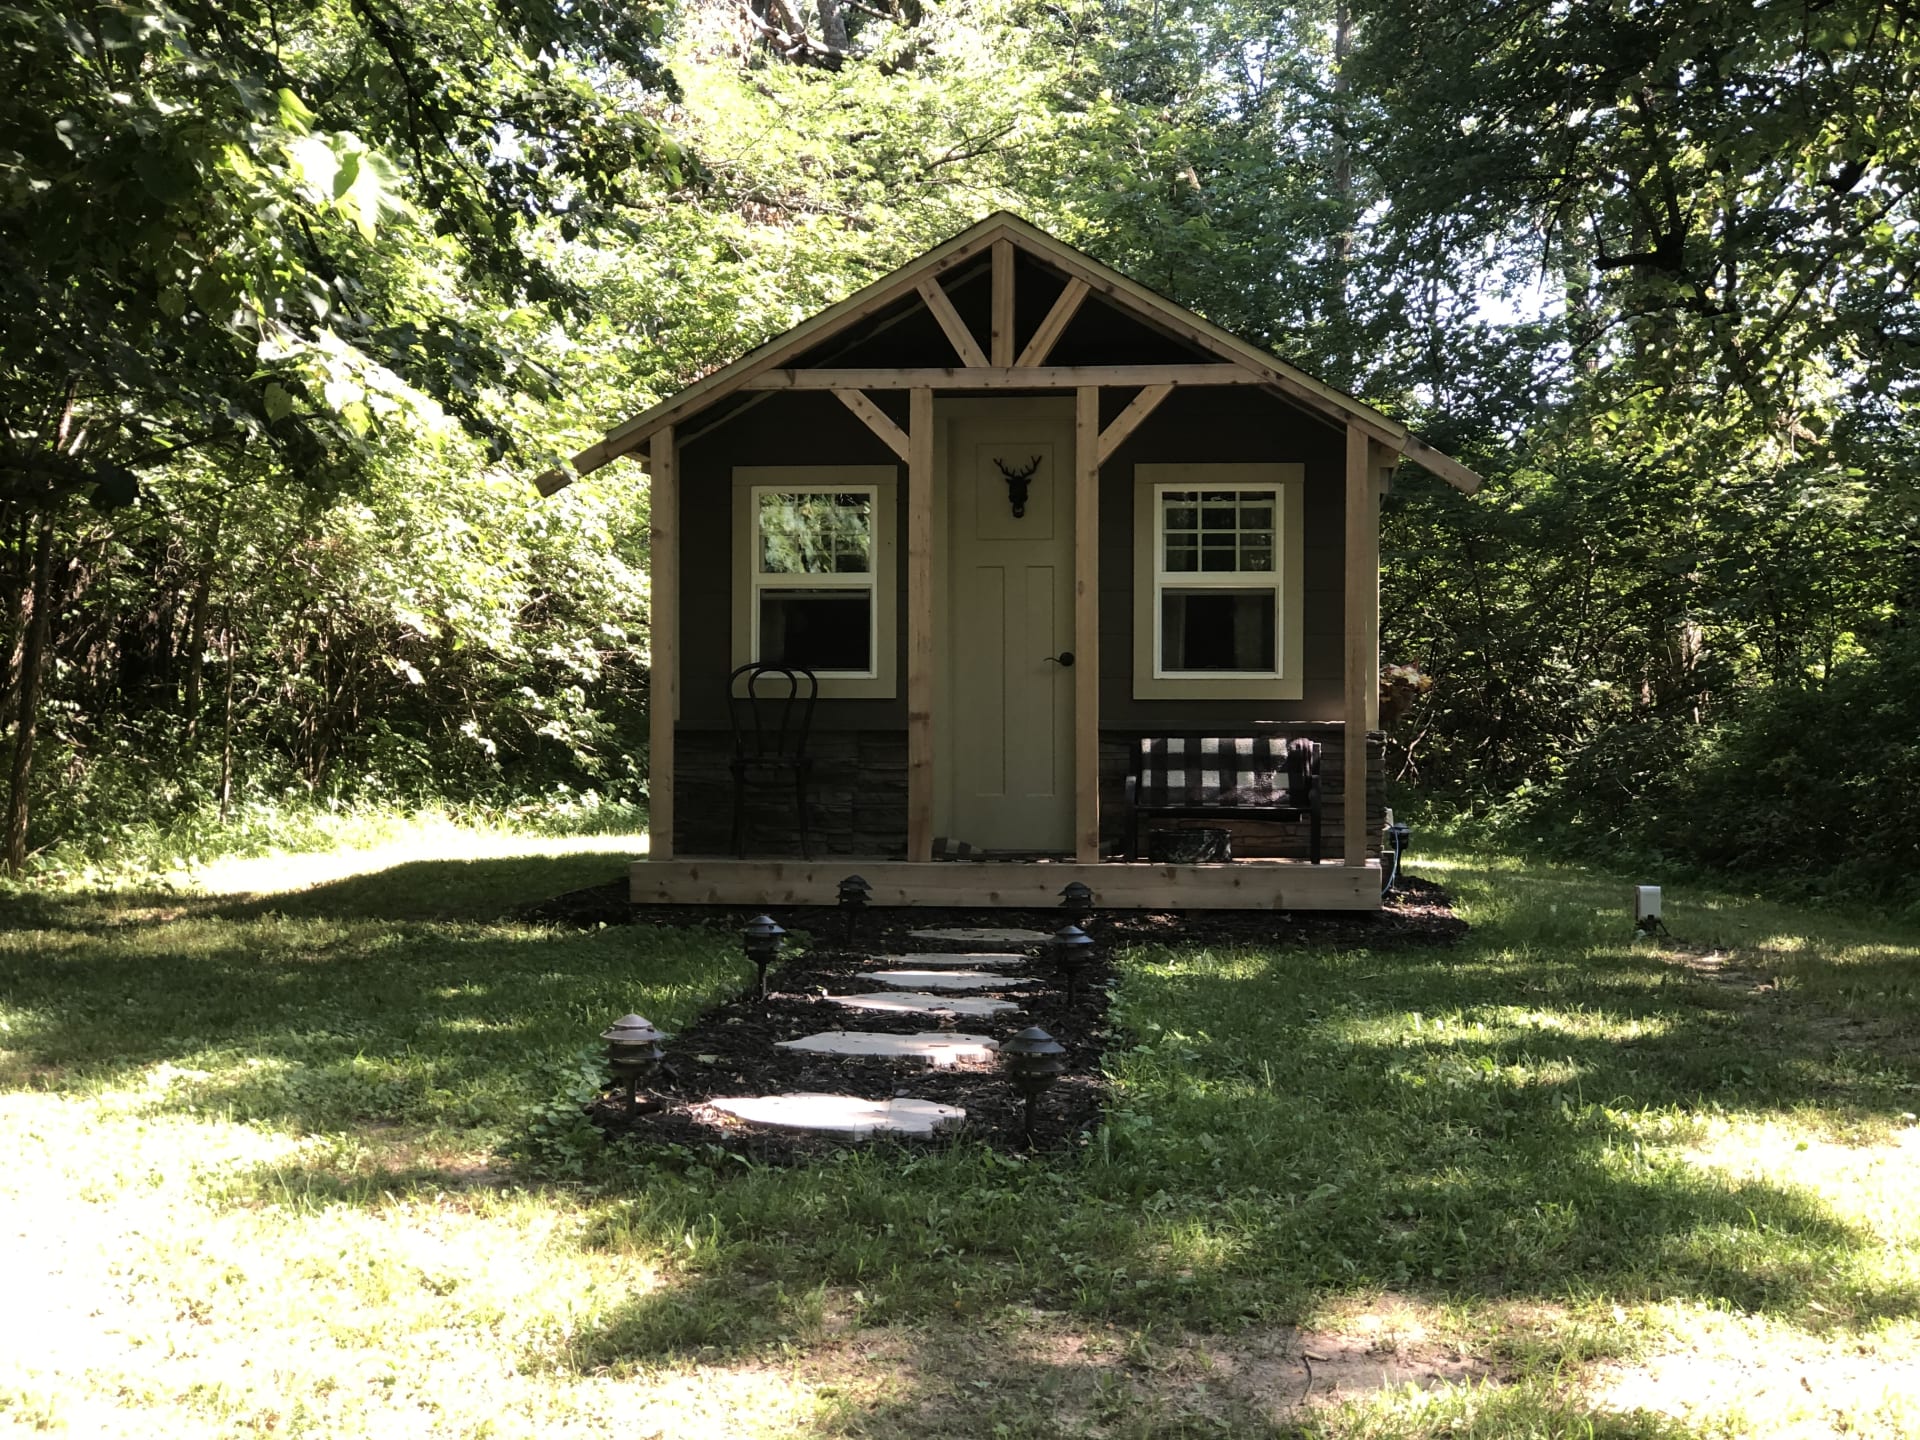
(544, 213), (1480, 910)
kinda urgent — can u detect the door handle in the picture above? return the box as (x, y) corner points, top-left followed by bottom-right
(1044, 651), (1075, 668)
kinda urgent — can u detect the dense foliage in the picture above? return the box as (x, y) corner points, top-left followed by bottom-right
(3, 0), (1916, 894)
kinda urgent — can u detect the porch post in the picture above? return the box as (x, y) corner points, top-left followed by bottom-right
(647, 424), (677, 860)
(1074, 385), (1101, 862)
(907, 387), (935, 861)
(1343, 420), (1377, 867)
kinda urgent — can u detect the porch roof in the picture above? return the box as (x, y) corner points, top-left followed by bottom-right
(542, 212), (1482, 495)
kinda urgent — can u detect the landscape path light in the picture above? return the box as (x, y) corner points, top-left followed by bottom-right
(1001, 1025), (1068, 1147)
(600, 1013), (667, 1109)
(1049, 921), (1095, 1003)
(742, 913), (787, 1001)
(1058, 880), (1094, 924)
(837, 874), (873, 944)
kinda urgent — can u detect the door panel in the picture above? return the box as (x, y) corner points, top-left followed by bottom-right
(945, 404), (1076, 852)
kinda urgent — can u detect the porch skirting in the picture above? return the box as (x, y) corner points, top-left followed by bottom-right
(630, 857), (1380, 910)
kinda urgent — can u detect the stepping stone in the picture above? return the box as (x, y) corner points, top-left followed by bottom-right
(908, 926), (1051, 945)
(776, 1031), (998, 1066)
(826, 991), (1023, 1018)
(875, 951), (1030, 969)
(858, 969), (1039, 991)
(711, 1093), (966, 1137)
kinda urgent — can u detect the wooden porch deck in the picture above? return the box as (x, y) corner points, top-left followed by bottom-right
(630, 857), (1381, 910)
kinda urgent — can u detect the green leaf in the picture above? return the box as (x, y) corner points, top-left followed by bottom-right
(263, 382), (293, 421)
(275, 86), (316, 134)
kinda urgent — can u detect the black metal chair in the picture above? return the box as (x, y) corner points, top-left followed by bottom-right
(727, 662), (819, 859)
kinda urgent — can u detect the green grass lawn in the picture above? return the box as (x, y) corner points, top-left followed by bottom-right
(1, 824), (1916, 1437)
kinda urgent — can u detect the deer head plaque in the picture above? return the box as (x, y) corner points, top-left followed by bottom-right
(993, 455), (1043, 519)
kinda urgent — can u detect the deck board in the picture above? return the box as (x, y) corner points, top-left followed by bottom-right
(630, 858), (1380, 910)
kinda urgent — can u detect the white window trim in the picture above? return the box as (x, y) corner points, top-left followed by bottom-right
(731, 465), (899, 699)
(1151, 481), (1284, 680)
(1133, 462), (1304, 701)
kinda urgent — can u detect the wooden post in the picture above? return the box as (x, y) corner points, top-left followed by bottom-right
(1075, 386), (1101, 863)
(907, 388), (935, 861)
(1343, 420), (1377, 867)
(1368, 440), (1391, 734)
(648, 425), (678, 860)
(990, 239), (1015, 367)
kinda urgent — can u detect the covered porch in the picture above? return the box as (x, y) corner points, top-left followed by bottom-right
(547, 216), (1480, 911)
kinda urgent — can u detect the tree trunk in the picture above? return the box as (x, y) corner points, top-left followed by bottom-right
(220, 604), (235, 824)
(5, 519), (55, 875)
(1327, 2), (1355, 382)
(183, 510), (221, 740)
(817, 0), (848, 52)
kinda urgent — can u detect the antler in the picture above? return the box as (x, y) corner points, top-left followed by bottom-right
(994, 454), (1043, 482)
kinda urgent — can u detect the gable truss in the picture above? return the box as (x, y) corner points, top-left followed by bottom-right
(551, 214), (1481, 494)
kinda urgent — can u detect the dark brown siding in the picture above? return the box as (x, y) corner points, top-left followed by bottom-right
(1098, 386), (1347, 728)
(676, 391), (908, 733)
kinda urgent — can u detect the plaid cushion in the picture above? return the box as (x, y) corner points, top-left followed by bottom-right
(1132, 737), (1310, 809)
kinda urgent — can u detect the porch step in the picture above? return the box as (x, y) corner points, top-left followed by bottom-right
(907, 926), (1052, 946)
(857, 969), (1039, 992)
(825, 991), (1024, 1018)
(710, 1093), (966, 1138)
(776, 1031), (998, 1066)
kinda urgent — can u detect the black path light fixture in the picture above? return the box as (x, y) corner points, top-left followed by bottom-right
(1058, 880), (1094, 924)
(1049, 921), (1095, 1003)
(837, 874), (873, 944)
(601, 1013), (667, 1109)
(742, 913), (787, 1001)
(1002, 1026), (1068, 1147)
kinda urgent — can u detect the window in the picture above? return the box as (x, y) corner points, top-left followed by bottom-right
(1133, 464), (1303, 700)
(732, 467), (898, 698)
(753, 489), (877, 674)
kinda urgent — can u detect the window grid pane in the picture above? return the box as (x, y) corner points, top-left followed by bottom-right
(1161, 487), (1276, 576)
(759, 491), (874, 576)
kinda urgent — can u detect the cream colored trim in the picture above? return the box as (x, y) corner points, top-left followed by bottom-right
(730, 466), (899, 700)
(1131, 463), (1304, 701)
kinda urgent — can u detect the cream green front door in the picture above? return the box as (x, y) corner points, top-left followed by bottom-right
(943, 400), (1077, 853)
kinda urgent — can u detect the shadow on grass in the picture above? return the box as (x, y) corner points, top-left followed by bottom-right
(0, 858), (746, 1137)
(209, 852), (633, 923)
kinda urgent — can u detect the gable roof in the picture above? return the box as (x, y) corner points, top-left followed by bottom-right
(549, 212), (1481, 494)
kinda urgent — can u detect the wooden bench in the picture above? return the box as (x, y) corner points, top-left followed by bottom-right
(1123, 736), (1323, 863)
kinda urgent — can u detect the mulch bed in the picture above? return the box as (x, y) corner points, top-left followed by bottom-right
(540, 877), (1464, 1164)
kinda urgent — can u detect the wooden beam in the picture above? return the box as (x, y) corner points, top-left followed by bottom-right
(1096, 384), (1173, 465)
(1367, 439), (1390, 733)
(833, 389), (910, 461)
(1399, 433), (1483, 494)
(1343, 420), (1377, 868)
(990, 239), (1015, 366)
(743, 364), (1260, 391)
(1074, 386), (1101, 863)
(915, 279), (989, 370)
(581, 222), (1006, 469)
(907, 388), (935, 863)
(630, 856), (1381, 910)
(647, 424), (678, 861)
(1015, 277), (1088, 368)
